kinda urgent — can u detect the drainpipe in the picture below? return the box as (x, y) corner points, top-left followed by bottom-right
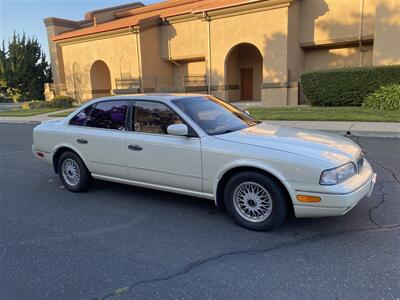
(358, 0), (365, 66)
(130, 26), (143, 93)
(203, 11), (212, 94)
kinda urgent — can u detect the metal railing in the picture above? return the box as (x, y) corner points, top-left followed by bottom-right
(115, 78), (140, 90)
(184, 75), (206, 87)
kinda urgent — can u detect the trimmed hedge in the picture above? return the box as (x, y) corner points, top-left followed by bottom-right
(51, 96), (75, 108)
(363, 84), (400, 110)
(21, 96), (75, 109)
(300, 65), (400, 106)
(21, 100), (48, 109)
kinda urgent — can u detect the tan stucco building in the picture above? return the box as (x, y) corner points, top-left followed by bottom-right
(44, 0), (400, 105)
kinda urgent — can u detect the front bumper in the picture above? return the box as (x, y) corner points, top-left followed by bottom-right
(292, 160), (377, 218)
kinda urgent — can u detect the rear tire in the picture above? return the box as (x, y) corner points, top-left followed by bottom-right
(224, 171), (288, 231)
(58, 151), (91, 192)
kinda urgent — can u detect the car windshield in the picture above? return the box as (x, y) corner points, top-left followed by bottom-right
(172, 96), (260, 135)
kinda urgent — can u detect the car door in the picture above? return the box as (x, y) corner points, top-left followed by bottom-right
(125, 100), (202, 192)
(69, 99), (129, 179)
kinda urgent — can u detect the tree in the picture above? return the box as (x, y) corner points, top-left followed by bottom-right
(1, 32), (52, 100)
(0, 41), (8, 95)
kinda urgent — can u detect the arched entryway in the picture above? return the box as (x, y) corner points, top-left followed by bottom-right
(90, 60), (112, 99)
(225, 43), (263, 102)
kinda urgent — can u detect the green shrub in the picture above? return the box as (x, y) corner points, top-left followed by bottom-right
(362, 84), (400, 110)
(50, 96), (75, 108)
(20, 96), (75, 110)
(300, 65), (400, 106)
(21, 100), (48, 109)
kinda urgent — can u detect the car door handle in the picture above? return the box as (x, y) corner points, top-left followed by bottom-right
(128, 145), (143, 151)
(77, 138), (88, 144)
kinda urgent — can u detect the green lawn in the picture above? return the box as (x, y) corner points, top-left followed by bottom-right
(0, 108), (64, 117)
(247, 106), (400, 122)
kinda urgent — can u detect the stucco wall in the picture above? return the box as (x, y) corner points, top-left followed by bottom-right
(300, 0), (377, 45)
(373, 0), (400, 65)
(211, 7), (288, 85)
(139, 26), (175, 91)
(304, 45), (373, 70)
(287, 0), (304, 82)
(185, 60), (206, 75)
(48, 0), (400, 106)
(45, 22), (80, 87)
(209, 6), (289, 105)
(225, 44), (262, 101)
(61, 33), (139, 100)
(163, 19), (207, 60)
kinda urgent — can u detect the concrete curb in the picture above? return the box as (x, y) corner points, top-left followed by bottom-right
(262, 120), (400, 138)
(0, 120), (41, 124)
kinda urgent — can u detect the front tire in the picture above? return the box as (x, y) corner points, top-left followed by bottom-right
(58, 151), (91, 192)
(224, 172), (288, 231)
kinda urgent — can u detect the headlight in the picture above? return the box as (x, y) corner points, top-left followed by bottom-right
(320, 162), (357, 185)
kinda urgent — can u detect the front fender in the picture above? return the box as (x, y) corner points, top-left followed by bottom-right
(213, 158), (297, 206)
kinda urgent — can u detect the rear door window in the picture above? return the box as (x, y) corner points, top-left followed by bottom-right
(85, 100), (129, 130)
(69, 105), (94, 126)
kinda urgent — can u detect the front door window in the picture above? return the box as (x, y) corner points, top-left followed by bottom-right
(133, 101), (182, 134)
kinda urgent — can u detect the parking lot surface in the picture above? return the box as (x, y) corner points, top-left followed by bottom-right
(1, 123), (399, 299)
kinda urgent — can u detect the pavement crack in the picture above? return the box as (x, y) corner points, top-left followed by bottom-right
(95, 223), (400, 300)
(354, 139), (399, 228)
(366, 155), (400, 186)
(356, 137), (400, 186)
(363, 153), (399, 227)
(368, 182), (387, 227)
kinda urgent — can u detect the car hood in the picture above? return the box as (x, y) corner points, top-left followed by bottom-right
(215, 123), (361, 166)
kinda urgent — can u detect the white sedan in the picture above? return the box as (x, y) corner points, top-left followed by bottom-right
(32, 94), (377, 231)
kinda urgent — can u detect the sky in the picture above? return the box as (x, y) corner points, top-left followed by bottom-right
(0, 0), (159, 59)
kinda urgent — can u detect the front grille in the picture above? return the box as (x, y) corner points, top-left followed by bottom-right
(356, 152), (364, 173)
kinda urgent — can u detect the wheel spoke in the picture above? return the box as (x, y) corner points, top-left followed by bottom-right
(233, 181), (273, 223)
(62, 159), (81, 186)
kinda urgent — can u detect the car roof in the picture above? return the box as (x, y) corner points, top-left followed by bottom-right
(90, 93), (208, 104)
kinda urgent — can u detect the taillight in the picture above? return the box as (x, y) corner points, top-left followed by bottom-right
(37, 152), (44, 158)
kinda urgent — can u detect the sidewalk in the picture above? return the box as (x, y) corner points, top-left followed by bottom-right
(264, 120), (400, 138)
(0, 111), (399, 138)
(0, 108), (71, 124)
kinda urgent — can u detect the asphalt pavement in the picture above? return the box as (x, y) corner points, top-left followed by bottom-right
(0, 123), (399, 299)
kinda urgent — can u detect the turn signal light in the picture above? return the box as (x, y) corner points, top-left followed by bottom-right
(296, 195), (321, 203)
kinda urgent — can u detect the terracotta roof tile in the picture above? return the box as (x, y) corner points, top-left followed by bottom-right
(52, 0), (256, 41)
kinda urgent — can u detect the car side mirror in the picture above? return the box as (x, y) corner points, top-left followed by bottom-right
(167, 124), (188, 136)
